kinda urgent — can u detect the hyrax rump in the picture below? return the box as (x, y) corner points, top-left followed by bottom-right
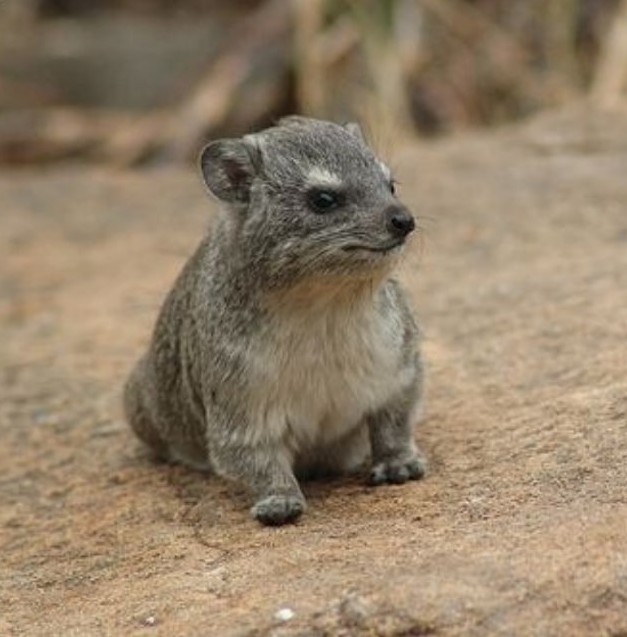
(124, 117), (426, 525)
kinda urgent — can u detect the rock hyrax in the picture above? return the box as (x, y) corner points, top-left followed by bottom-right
(124, 116), (425, 525)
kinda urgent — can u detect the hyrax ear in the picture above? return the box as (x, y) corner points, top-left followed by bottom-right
(344, 121), (366, 144)
(199, 138), (260, 204)
(278, 115), (316, 129)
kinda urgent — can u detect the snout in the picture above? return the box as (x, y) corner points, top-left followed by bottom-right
(385, 205), (415, 240)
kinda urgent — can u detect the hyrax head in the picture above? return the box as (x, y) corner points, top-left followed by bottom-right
(200, 117), (415, 285)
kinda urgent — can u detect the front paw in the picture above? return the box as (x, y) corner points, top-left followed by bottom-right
(368, 455), (425, 486)
(250, 494), (306, 526)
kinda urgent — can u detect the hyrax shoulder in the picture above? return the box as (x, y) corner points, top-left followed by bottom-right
(125, 116), (426, 525)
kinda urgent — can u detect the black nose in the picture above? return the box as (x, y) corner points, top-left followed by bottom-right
(386, 206), (415, 238)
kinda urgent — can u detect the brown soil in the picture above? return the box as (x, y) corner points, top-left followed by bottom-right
(2, 105), (627, 637)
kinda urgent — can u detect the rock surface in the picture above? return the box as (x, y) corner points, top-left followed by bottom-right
(2, 105), (627, 636)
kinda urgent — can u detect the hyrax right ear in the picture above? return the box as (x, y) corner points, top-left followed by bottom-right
(344, 122), (366, 144)
(199, 139), (259, 204)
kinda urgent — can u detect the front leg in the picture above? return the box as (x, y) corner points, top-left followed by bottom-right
(207, 431), (306, 526)
(367, 393), (425, 486)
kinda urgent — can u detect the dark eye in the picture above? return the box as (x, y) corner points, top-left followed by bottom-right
(308, 189), (341, 213)
(389, 179), (397, 196)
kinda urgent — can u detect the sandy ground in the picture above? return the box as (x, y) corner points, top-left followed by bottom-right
(1, 105), (627, 636)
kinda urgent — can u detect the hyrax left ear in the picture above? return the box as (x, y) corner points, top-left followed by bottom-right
(199, 138), (260, 204)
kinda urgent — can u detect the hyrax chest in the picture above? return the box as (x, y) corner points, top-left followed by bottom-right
(247, 299), (413, 449)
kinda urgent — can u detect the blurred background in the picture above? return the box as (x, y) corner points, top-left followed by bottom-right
(1, 0), (626, 167)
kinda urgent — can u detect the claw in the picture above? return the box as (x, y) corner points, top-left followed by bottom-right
(250, 494), (306, 526)
(368, 456), (425, 486)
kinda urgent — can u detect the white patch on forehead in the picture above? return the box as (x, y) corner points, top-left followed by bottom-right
(378, 160), (391, 181)
(305, 166), (343, 188)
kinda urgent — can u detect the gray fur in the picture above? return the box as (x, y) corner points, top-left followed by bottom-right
(124, 117), (425, 526)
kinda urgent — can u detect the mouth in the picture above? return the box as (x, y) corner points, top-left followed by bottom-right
(343, 241), (404, 254)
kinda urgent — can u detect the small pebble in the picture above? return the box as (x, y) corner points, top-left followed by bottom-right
(274, 607), (295, 622)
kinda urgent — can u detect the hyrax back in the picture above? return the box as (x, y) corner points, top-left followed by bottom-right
(124, 117), (425, 525)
